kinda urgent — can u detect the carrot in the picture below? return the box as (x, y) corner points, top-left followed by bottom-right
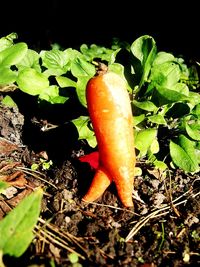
(82, 65), (136, 207)
(82, 166), (112, 202)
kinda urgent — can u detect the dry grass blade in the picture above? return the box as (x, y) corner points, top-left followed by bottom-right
(125, 187), (199, 242)
(34, 217), (87, 260)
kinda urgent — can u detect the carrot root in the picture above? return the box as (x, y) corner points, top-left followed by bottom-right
(82, 166), (112, 203)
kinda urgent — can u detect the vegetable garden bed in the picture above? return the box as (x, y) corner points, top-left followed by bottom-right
(0, 33), (200, 267)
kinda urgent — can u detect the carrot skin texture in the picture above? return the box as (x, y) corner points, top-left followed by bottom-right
(85, 72), (136, 207)
(82, 166), (112, 203)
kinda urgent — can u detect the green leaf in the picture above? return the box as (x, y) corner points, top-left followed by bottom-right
(71, 57), (95, 78)
(135, 128), (157, 157)
(16, 49), (41, 72)
(150, 61), (181, 88)
(188, 92), (200, 107)
(150, 139), (160, 153)
(0, 43), (28, 67)
(170, 135), (199, 173)
(56, 76), (76, 88)
(152, 51), (175, 65)
(147, 114), (166, 125)
(0, 32), (18, 52)
(0, 188), (43, 257)
(154, 160), (168, 171)
(172, 82), (189, 96)
(17, 68), (49, 95)
(0, 67), (17, 85)
(72, 116), (97, 148)
(153, 86), (188, 106)
(1, 95), (17, 107)
(192, 104), (200, 116)
(76, 76), (90, 107)
(130, 35), (157, 87)
(40, 49), (70, 72)
(132, 100), (158, 112)
(133, 114), (145, 126)
(39, 85), (68, 104)
(185, 123), (200, 141)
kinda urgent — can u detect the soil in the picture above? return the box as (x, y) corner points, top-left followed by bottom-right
(0, 90), (200, 267)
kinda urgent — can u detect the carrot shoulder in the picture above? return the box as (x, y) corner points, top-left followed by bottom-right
(85, 71), (136, 207)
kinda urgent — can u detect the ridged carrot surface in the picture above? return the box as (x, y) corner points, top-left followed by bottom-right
(82, 69), (136, 207)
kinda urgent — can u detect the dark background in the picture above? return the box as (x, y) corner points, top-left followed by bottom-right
(1, 0), (199, 60)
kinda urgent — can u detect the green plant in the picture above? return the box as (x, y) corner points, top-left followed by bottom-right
(0, 188), (43, 267)
(0, 33), (199, 174)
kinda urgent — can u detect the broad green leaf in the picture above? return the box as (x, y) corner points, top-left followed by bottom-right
(153, 86), (188, 106)
(150, 139), (160, 153)
(72, 116), (97, 148)
(135, 128), (157, 157)
(152, 51), (175, 66)
(148, 114), (166, 125)
(131, 35), (156, 66)
(43, 68), (66, 77)
(108, 63), (125, 77)
(63, 48), (82, 62)
(86, 135), (97, 148)
(0, 67), (17, 85)
(132, 100), (158, 112)
(76, 76), (90, 107)
(195, 142), (200, 163)
(0, 33), (17, 52)
(150, 61), (181, 88)
(39, 85), (68, 104)
(170, 135), (199, 172)
(1, 95), (17, 107)
(188, 92), (200, 107)
(0, 188), (43, 257)
(56, 76), (76, 88)
(71, 57), (95, 78)
(133, 114), (145, 126)
(17, 68), (49, 95)
(0, 43), (28, 67)
(40, 49), (69, 71)
(130, 35), (157, 86)
(153, 160), (168, 171)
(16, 49), (41, 72)
(185, 123), (200, 141)
(192, 104), (200, 116)
(172, 82), (189, 96)
(147, 151), (167, 171)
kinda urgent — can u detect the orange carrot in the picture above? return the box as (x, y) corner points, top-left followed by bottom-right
(82, 65), (136, 207)
(82, 166), (112, 202)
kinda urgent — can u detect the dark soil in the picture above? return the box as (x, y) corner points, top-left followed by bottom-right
(0, 90), (200, 267)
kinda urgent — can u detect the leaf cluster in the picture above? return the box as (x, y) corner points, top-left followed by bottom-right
(0, 33), (200, 173)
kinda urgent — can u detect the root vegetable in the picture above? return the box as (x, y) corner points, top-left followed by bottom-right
(82, 65), (136, 207)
